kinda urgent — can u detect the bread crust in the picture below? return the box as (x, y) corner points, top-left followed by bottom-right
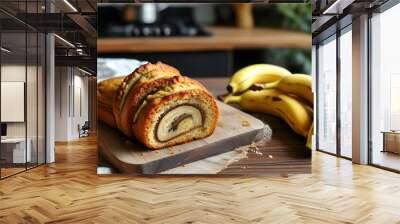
(97, 76), (124, 107)
(97, 76), (124, 127)
(98, 104), (117, 128)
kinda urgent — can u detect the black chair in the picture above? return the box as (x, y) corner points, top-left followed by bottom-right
(79, 121), (90, 138)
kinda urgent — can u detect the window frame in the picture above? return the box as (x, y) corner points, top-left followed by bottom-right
(0, 1), (47, 180)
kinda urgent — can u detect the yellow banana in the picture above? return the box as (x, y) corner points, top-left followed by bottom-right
(227, 64), (291, 94)
(225, 89), (312, 137)
(271, 94), (313, 137)
(306, 122), (313, 149)
(263, 74), (313, 105)
(288, 94), (313, 118)
(224, 90), (281, 117)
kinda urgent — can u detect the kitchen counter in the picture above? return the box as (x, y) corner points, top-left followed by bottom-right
(97, 26), (311, 53)
(98, 78), (311, 175)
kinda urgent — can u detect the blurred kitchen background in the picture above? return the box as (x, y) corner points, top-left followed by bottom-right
(98, 3), (311, 78)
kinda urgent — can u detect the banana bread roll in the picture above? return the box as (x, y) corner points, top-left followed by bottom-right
(98, 62), (219, 149)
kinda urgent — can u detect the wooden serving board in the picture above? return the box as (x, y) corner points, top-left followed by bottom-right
(98, 101), (265, 174)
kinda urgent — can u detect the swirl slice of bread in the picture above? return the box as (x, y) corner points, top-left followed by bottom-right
(97, 62), (219, 149)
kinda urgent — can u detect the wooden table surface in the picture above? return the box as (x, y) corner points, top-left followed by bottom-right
(98, 77), (311, 175)
(97, 26), (311, 53)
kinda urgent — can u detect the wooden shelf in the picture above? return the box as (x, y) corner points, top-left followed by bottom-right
(97, 26), (311, 53)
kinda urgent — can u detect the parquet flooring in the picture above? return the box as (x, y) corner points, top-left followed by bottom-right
(1, 167), (26, 178)
(1, 135), (400, 223)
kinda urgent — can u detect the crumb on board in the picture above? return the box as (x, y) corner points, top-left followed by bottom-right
(255, 151), (263, 156)
(248, 143), (257, 149)
(247, 143), (265, 156)
(241, 120), (250, 127)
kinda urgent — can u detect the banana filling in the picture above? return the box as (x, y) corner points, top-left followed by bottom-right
(155, 105), (203, 142)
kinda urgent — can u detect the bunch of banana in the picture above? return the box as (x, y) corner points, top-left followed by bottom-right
(225, 64), (314, 149)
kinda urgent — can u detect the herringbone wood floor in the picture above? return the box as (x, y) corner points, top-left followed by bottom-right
(1, 135), (400, 224)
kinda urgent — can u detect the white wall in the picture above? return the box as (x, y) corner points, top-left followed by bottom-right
(1, 64), (46, 164)
(55, 66), (69, 141)
(54, 67), (89, 141)
(1, 65), (36, 138)
(78, 73), (89, 138)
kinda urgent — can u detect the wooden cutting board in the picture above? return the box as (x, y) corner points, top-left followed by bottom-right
(98, 101), (265, 174)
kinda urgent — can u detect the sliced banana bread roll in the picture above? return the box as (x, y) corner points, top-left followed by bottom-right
(98, 61), (219, 150)
(133, 79), (219, 149)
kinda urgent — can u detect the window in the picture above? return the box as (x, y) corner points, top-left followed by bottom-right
(317, 35), (337, 154)
(370, 3), (400, 171)
(339, 27), (352, 158)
